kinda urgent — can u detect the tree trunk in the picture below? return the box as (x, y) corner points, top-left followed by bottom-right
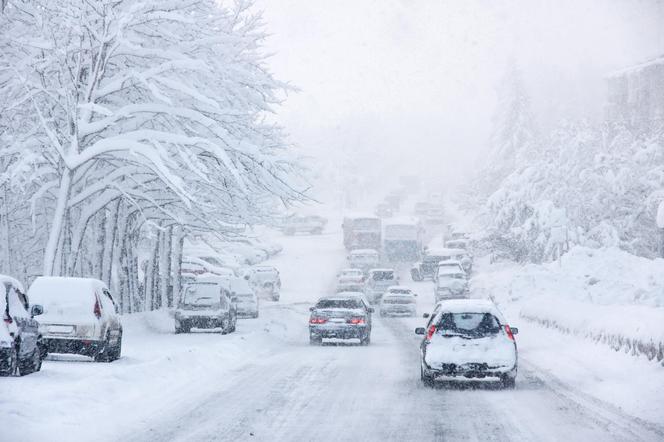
(44, 169), (72, 276)
(159, 226), (173, 309)
(171, 226), (184, 308)
(102, 199), (121, 287)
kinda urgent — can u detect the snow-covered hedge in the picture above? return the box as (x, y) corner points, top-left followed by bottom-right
(474, 246), (664, 364)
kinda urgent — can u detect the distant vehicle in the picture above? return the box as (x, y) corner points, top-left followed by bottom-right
(414, 202), (430, 217)
(281, 215), (327, 235)
(1, 275), (43, 376)
(335, 282), (365, 294)
(364, 268), (399, 304)
(434, 268), (469, 302)
(250, 265), (281, 301)
(426, 247), (472, 277)
(374, 203), (393, 218)
(347, 249), (380, 273)
(445, 239), (468, 250)
(29, 277), (122, 362)
(308, 296), (373, 345)
(174, 282), (237, 334)
(229, 277), (259, 318)
(383, 218), (423, 262)
(411, 250), (460, 281)
(384, 193), (401, 212)
(416, 299), (518, 388)
(380, 286), (417, 317)
(342, 215), (382, 250)
(336, 268), (365, 284)
(436, 260), (465, 276)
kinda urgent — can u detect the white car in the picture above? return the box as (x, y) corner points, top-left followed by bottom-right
(380, 287), (417, 317)
(337, 268), (365, 283)
(416, 299), (518, 388)
(174, 282), (237, 334)
(229, 277), (259, 318)
(434, 268), (469, 302)
(250, 265), (281, 301)
(28, 277), (122, 362)
(364, 268), (399, 304)
(435, 260), (465, 276)
(347, 249), (380, 273)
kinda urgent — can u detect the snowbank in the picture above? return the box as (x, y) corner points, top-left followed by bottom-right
(473, 246), (664, 363)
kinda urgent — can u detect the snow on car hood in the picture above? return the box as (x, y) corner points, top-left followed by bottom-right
(425, 334), (516, 369)
(436, 278), (467, 290)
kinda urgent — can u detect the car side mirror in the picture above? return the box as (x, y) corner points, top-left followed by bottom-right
(368, 307), (375, 313)
(511, 327), (519, 335)
(415, 327), (426, 335)
(30, 304), (44, 317)
(422, 313), (430, 318)
(309, 306), (315, 312)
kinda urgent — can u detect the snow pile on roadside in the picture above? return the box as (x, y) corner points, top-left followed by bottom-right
(473, 246), (664, 363)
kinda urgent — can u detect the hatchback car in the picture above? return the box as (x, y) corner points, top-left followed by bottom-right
(309, 296), (373, 345)
(365, 268), (398, 304)
(230, 277), (259, 318)
(380, 287), (417, 317)
(28, 277), (122, 362)
(175, 282), (237, 334)
(416, 299), (518, 388)
(1, 275), (43, 376)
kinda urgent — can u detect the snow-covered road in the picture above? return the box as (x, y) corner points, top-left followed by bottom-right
(4, 229), (664, 441)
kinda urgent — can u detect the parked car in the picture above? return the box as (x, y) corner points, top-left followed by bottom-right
(230, 277), (259, 318)
(415, 299), (518, 388)
(281, 215), (327, 235)
(1, 275), (43, 376)
(434, 268), (469, 302)
(364, 268), (398, 304)
(28, 277), (122, 362)
(380, 286), (417, 317)
(174, 282), (237, 334)
(347, 249), (380, 273)
(308, 296), (373, 345)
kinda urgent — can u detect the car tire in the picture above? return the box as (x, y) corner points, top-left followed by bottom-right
(309, 334), (322, 345)
(360, 333), (371, 346)
(421, 365), (435, 387)
(230, 315), (237, 333)
(94, 333), (112, 362)
(411, 269), (422, 282)
(0, 345), (18, 376)
(18, 345), (42, 376)
(108, 331), (122, 362)
(501, 375), (516, 389)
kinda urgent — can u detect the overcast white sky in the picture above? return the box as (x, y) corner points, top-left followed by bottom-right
(255, 0), (664, 196)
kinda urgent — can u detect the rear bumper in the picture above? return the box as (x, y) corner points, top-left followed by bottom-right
(310, 324), (368, 339)
(380, 307), (416, 316)
(236, 307), (258, 317)
(423, 360), (517, 380)
(176, 316), (225, 329)
(44, 338), (103, 357)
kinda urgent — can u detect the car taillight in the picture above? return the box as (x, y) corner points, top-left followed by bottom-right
(93, 298), (102, 319)
(3, 315), (12, 325)
(348, 317), (365, 325)
(426, 325), (436, 341)
(309, 317), (327, 324)
(504, 325), (515, 341)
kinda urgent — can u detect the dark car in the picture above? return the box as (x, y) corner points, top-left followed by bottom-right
(1, 275), (44, 376)
(309, 296), (374, 345)
(411, 254), (445, 281)
(175, 282), (237, 334)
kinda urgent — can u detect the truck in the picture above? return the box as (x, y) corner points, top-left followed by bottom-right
(383, 218), (423, 262)
(342, 215), (382, 250)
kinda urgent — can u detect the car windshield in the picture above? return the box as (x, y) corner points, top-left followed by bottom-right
(316, 299), (363, 309)
(182, 284), (220, 307)
(436, 312), (501, 337)
(438, 272), (465, 280)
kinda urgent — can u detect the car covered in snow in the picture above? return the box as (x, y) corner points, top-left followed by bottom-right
(435, 260), (465, 276)
(434, 268), (468, 302)
(416, 299), (518, 388)
(347, 249), (380, 273)
(364, 268), (399, 304)
(336, 268), (365, 284)
(1, 275), (44, 376)
(281, 215), (327, 235)
(249, 265), (281, 301)
(380, 286), (417, 317)
(308, 296), (373, 345)
(229, 277), (259, 318)
(29, 277), (122, 362)
(175, 282), (237, 334)
(336, 281), (366, 294)
(410, 251), (449, 281)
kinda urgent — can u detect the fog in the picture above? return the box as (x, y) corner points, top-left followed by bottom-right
(258, 0), (664, 198)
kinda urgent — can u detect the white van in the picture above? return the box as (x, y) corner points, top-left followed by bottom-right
(28, 277), (122, 362)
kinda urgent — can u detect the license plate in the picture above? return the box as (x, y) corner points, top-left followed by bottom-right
(48, 325), (75, 334)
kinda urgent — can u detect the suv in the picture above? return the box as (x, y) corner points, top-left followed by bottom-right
(28, 277), (122, 362)
(175, 282), (237, 334)
(364, 268), (398, 304)
(416, 299), (518, 388)
(434, 268), (468, 302)
(1, 275), (44, 376)
(250, 266), (281, 301)
(309, 296), (373, 345)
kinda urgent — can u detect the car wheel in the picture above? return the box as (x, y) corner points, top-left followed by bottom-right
(108, 331), (122, 362)
(0, 345), (18, 376)
(421, 365), (435, 387)
(411, 269), (422, 281)
(94, 333), (112, 362)
(230, 314), (237, 333)
(18, 345), (42, 376)
(501, 375), (516, 389)
(309, 334), (322, 345)
(360, 333), (371, 346)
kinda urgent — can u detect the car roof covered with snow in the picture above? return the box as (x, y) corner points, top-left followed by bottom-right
(433, 299), (505, 320)
(29, 276), (106, 299)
